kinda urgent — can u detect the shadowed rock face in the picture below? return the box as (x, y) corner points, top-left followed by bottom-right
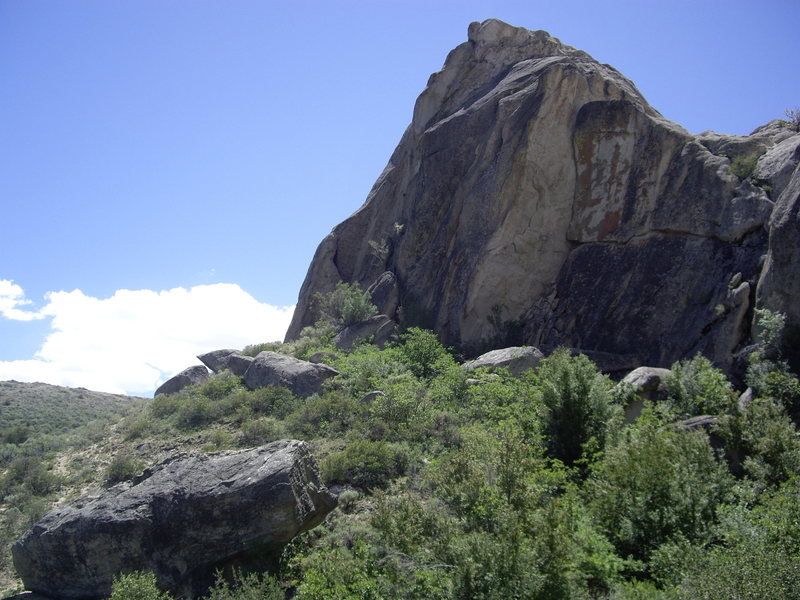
(12, 441), (337, 599)
(286, 18), (799, 374)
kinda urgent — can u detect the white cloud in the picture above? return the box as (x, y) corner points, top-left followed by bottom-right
(0, 282), (295, 396)
(0, 279), (46, 321)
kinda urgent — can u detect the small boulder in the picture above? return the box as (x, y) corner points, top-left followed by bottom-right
(618, 367), (672, 401)
(675, 414), (718, 432)
(12, 440), (336, 599)
(463, 346), (544, 376)
(154, 365), (210, 396)
(738, 387), (754, 410)
(333, 315), (396, 350)
(197, 349), (242, 373)
(360, 390), (385, 403)
(616, 366), (672, 423)
(244, 352), (339, 398)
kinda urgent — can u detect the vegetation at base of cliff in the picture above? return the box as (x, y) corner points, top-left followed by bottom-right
(3, 313), (800, 598)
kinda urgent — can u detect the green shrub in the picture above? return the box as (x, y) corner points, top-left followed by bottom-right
(124, 417), (155, 441)
(588, 419), (732, 562)
(246, 386), (299, 419)
(199, 373), (243, 401)
(665, 354), (733, 417)
(241, 342), (284, 357)
(239, 417), (283, 447)
(109, 571), (172, 600)
(534, 349), (618, 466)
(715, 398), (800, 486)
(332, 344), (408, 396)
(174, 395), (217, 430)
(321, 439), (408, 488)
(784, 107), (800, 132)
(394, 327), (456, 379)
(105, 456), (145, 486)
(204, 568), (283, 600)
(286, 391), (361, 438)
(314, 281), (377, 328)
(730, 152), (760, 180)
(677, 538), (800, 599)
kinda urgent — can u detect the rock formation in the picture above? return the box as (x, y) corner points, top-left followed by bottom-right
(12, 440), (336, 599)
(154, 365), (210, 397)
(243, 351), (339, 398)
(286, 18), (800, 376)
(463, 346), (544, 376)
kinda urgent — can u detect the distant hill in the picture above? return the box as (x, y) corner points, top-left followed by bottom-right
(0, 381), (138, 442)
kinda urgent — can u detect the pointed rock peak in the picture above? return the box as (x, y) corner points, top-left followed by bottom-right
(467, 18), (562, 54)
(465, 18), (588, 61)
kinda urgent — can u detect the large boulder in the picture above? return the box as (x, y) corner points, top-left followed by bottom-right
(285, 18), (799, 378)
(463, 346), (544, 376)
(154, 365), (210, 396)
(243, 352), (339, 397)
(12, 441), (336, 599)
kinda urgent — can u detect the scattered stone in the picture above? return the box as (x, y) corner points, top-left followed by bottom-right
(463, 346), (544, 376)
(12, 440), (336, 599)
(154, 365), (210, 397)
(243, 352), (339, 398)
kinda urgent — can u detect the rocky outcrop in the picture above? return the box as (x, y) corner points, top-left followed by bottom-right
(154, 365), (210, 396)
(463, 346), (544, 376)
(756, 154), (800, 371)
(197, 349), (240, 373)
(243, 352), (339, 398)
(286, 18), (799, 376)
(12, 440), (336, 599)
(197, 349), (254, 377)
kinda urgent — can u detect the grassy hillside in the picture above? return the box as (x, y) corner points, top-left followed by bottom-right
(2, 308), (800, 598)
(0, 381), (136, 439)
(0, 382), (142, 595)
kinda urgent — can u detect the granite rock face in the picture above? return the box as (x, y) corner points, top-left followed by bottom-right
(286, 18), (799, 374)
(12, 440), (336, 599)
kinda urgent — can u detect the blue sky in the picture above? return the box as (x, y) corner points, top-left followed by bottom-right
(1, 0), (798, 395)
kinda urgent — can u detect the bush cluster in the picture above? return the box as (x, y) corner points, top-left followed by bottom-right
(4, 290), (800, 599)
